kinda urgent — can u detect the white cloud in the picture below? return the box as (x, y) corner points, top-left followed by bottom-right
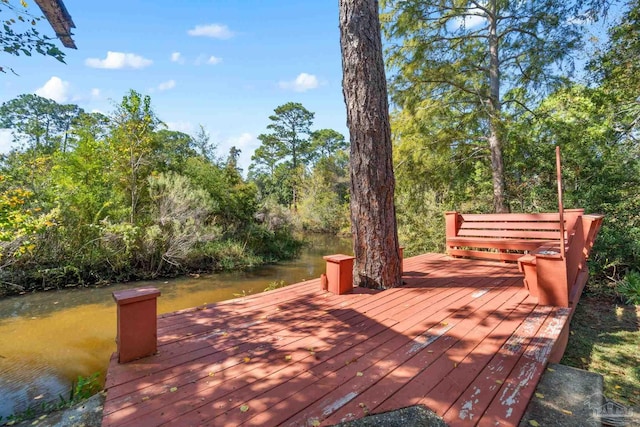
(85, 51), (153, 69)
(35, 76), (70, 103)
(226, 132), (254, 149)
(278, 73), (320, 92)
(195, 54), (223, 65)
(170, 52), (184, 64)
(187, 24), (234, 39)
(157, 80), (176, 91)
(90, 88), (101, 99)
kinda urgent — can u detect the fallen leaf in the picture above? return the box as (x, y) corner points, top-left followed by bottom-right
(142, 396), (150, 401)
(356, 372), (364, 377)
(547, 368), (555, 372)
(240, 404), (250, 413)
(310, 419), (321, 427)
(615, 385), (622, 389)
(529, 420), (540, 427)
(535, 393), (544, 399)
(495, 380), (504, 384)
(570, 331), (575, 335)
(580, 357), (587, 364)
(243, 356), (251, 363)
(169, 387), (178, 392)
(441, 322), (449, 326)
(453, 362), (458, 368)
(285, 355), (292, 361)
(561, 409), (573, 415)
(209, 372), (215, 377)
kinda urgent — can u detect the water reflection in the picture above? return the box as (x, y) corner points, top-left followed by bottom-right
(0, 234), (351, 419)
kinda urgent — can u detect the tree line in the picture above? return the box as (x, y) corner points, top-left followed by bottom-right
(0, 91), (306, 295)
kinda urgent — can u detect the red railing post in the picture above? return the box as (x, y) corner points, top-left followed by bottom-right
(112, 287), (161, 363)
(323, 254), (355, 295)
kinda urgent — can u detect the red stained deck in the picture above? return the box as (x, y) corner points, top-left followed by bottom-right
(102, 253), (570, 427)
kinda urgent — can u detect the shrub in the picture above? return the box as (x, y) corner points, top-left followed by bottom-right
(618, 270), (640, 305)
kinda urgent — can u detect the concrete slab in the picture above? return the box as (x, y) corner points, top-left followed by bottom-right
(519, 363), (603, 427)
(331, 405), (447, 427)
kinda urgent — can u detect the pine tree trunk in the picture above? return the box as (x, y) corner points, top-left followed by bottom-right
(339, 0), (402, 289)
(488, 0), (508, 213)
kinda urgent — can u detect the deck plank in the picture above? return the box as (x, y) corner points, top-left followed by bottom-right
(102, 253), (570, 427)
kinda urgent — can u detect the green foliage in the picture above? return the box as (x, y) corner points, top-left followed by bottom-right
(0, 1), (66, 74)
(248, 102), (349, 234)
(70, 372), (101, 401)
(250, 102), (315, 210)
(264, 279), (287, 292)
(382, 0), (608, 211)
(0, 91), (301, 295)
(618, 271), (640, 305)
(298, 151), (350, 234)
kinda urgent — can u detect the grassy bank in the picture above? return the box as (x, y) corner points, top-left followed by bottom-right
(561, 295), (640, 408)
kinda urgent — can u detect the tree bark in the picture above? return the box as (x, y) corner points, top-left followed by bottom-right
(488, 0), (508, 213)
(339, 0), (402, 289)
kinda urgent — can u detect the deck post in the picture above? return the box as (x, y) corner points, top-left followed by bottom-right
(323, 254), (355, 295)
(445, 211), (460, 238)
(112, 287), (161, 363)
(535, 254), (569, 307)
(399, 246), (404, 273)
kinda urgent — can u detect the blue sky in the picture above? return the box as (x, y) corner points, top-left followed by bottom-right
(1, 0), (348, 172)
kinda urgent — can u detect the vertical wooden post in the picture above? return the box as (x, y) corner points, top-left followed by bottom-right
(445, 211), (460, 256)
(555, 146), (566, 259)
(112, 287), (161, 363)
(399, 246), (404, 273)
(323, 254), (355, 295)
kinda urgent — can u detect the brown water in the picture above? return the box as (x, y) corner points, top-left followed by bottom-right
(0, 234), (351, 419)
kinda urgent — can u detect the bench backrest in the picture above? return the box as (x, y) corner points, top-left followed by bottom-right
(447, 209), (585, 242)
(456, 213), (562, 240)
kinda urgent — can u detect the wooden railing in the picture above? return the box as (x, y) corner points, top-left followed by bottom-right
(445, 210), (604, 309)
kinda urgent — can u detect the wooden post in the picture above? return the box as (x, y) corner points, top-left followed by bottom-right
(535, 253), (569, 307)
(445, 211), (460, 256)
(555, 146), (566, 259)
(399, 246), (404, 273)
(323, 254), (355, 295)
(112, 287), (161, 363)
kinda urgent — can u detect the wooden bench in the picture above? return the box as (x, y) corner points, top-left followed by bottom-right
(445, 209), (584, 262)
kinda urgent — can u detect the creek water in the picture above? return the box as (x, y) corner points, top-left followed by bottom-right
(0, 234), (351, 419)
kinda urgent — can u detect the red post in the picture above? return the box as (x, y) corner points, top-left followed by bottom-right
(445, 211), (461, 239)
(112, 287), (161, 363)
(535, 253), (569, 307)
(323, 254), (355, 295)
(556, 146), (566, 258)
(399, 246), (404, 273)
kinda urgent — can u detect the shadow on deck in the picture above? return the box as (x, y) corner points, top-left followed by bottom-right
(102, 253), (571, 427)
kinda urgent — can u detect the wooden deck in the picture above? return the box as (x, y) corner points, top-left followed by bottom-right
(102, 253), (571, 427)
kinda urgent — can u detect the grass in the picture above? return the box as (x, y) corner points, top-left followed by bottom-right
(561, 295), (640, 408)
